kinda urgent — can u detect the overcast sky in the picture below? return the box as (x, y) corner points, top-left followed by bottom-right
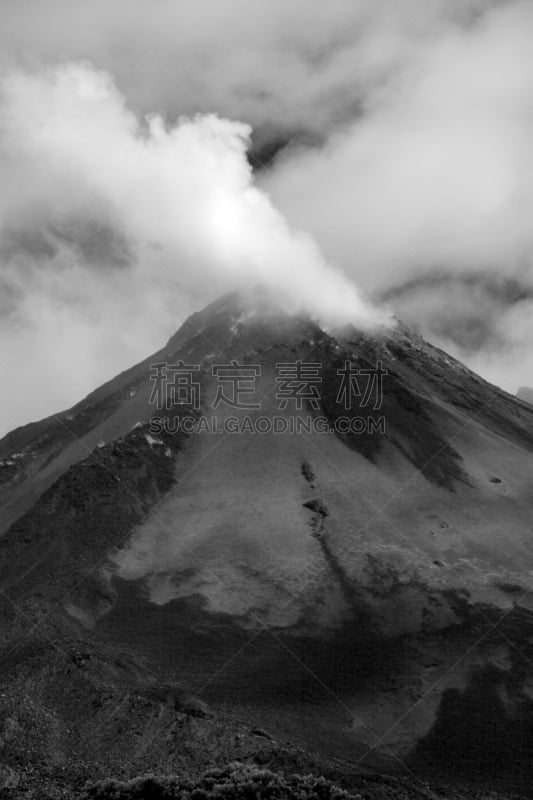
(1, 0), (532, 434)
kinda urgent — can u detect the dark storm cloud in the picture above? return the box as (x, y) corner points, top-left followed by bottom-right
(0, 223), (57, 262)
(49, 218), (132, 268)
(0, 217), (131, 268)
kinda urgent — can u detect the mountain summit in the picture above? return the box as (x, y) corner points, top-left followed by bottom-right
(1, 290), (533, 791)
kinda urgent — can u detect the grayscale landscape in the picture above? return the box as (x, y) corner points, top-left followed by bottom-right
(1, 2), (533, 798)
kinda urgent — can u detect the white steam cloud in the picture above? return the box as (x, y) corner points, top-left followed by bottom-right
(0, 62), (378, 434)
(2, 0), (533, 432)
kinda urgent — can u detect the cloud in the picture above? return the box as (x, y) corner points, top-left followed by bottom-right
(263, 0), (533, 282)
(261, 0), (533, 391)
(381, 273), (533, 395)
(0, 0), (497, 140)
(382, 274), (533, 350)
(0, 61), (378, 435)
(1, 0), (532, 432)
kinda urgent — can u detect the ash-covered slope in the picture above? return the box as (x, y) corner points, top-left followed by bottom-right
(2, 288), (533, 792)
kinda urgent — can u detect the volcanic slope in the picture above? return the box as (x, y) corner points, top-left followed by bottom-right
(2, 289), (533, 791)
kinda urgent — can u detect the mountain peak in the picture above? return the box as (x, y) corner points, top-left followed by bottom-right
(2, 290), (533, 787)
(166, 286), (321, 356)
(166, 285), (399, 362)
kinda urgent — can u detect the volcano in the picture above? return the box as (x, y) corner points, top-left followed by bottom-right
(1, 288), (533, 795)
